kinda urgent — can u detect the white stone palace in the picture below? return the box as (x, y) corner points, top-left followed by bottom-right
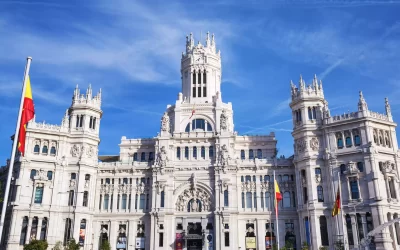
(1, 32), (400, 250)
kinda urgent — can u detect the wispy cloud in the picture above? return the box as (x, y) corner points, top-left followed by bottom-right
(242, 119), (292, 134)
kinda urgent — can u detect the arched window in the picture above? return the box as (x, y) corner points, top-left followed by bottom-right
(312, 107), (317, 119)
(241, 150), (245, 160)
(50, 146), (56, 155)
(224, 190), (229, 207)
(35, 186), (44, 204)
(201, 146), (205, 159)
(308, 107), (312, 120)
(34, 144), (40, 153)
(345, 136), (352, 147)
(148, 152), (154, 161)
(123, 178), (128, 184)
(245, 175), (251, 182)
(349, 177), (360, 199)
(209, 146), (214, 159)
(264, 175), (270, 182)
(64, 218), (72, 245)
(257, 149), (262, 159)
(40, 217), (48, 240)
(160, 191), (165, 208)
(246, 192), (252, 208)
(176, 147), (181, 159)
(337, 138), (343, 148)
(122, 194), (127, 209)
(186, 119), (213, 132)
(193, 146), (197, 159)
(140, 152), (146, 162)
(354, 135), (361, 146)
(42, 145), (48, 154)
(283, 175), (289, 181)
(315, 168), (321, 175)
(184, 147), (189, 159)
(357, 162), (364, 172)
(283, 192), (291, 208)
(133, 153), (138, 161)
(19, 216), (28, 245)
(317, 186), (324, 202)
(249, 149), (254, 159)
(105, 178), (110, 184)
(319, 216), (329, 246)
(30, 169), (37, 180)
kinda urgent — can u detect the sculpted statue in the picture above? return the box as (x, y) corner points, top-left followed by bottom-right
(220, 109), (228, 131)
(156, 146), (169, 168)
(218, 144), (229, 166)
(161, 112), (170, 132)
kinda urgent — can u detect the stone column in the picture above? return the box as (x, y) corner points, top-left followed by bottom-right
(36, 218), (43, 240)
(109, 221), (117, 250)
(256, 178), (261, 212)
(25, 217), (32, 244)
(351, 215), (359, 249)
(256, 219), (265, 250)
(214, 214), (221, 250)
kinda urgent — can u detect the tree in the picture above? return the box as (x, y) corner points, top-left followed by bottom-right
(23, 240), (48, 250)
(65, 238), (80, 250)
(53, 241), (63, 250)
(301, 242), (309, 250)
(100, 240), (111, 250)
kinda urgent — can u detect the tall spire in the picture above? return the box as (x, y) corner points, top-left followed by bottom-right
(358, 91), (368, 111)
(299, 75), (305, 91)
(86, 84), (92, 100)
(206, 31), (210, 47)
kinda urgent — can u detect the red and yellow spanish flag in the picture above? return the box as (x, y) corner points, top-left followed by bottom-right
(17, 75), (35, 156)
(332, 188), (341, 217)
(274, 179), (282, 212)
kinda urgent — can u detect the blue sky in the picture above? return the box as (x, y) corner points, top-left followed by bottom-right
(1, 0), (400, 161)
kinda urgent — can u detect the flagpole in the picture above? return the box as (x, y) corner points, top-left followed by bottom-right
(0, 57), (32, 243)
(337, 171), (347, 250)
(274, 170), (279, 250)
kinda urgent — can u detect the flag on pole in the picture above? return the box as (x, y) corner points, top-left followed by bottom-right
(189, 104), (196, 119)
(17, 75), (35, 156)
(332, 187), (341, 217)
(274, 179), (282, 212)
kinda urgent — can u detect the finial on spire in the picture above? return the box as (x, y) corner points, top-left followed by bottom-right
(206, 31), (210, 47)
(86, 84), (93, 100)
(299, 75), (305, 90)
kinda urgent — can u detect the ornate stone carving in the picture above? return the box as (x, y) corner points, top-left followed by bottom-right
(220, 109), (228, 131)
(175, 187), (211, 212)
(296, 139), (307, 153)
(155, 181), (165, 194)
(218, 144), (230, 167)
(161, 112), (170, 132)
(71, 144), (81, 157)
(34, 169), (48, 181)
(86, 146), (94, 157)
(344, 161), (359, 175)
(156, 146), (169, 171)
(310, 137), (319, 151)
(70, 179), (76, 188)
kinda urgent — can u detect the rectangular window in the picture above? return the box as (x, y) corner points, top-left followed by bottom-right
(246, 192), (252, 208)
(47, 171), (53, 180)
(93, 117), (96, 129)
(122, 194), (127, 209)
(303, 187), (308, 204)
(349, 177), (360, 199)
(139, 194), (145, 209)
(224, 232), (230, 247)
(83, 191), (88, 207)
(34, 187), (44, 204)
(198, 87), (201, 97)
(193, 87), (196, 97)
(161, 191), (165, 208)
(159, 233), (164, 247)
(389, 179), (397, 199)
(103, 194), (109, 210)
(337, 138), (343, 148)
(203, 87), (206, 97)
(68, 190), (74, 206)
(345, 137), (352, 147)
(224, 190), (229, 207)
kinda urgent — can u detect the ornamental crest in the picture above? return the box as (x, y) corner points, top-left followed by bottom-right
(310, 137), (319, 151)
(296, 139), (307, 153)
(71, 144), (81, 157)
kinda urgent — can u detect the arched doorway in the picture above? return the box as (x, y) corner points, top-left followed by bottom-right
(285, 231), (296, 249)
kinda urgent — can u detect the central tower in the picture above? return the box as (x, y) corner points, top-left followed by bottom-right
(181, 32), (222, 104)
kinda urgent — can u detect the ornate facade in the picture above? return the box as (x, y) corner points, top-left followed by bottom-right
(1, 32), (400, 250)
